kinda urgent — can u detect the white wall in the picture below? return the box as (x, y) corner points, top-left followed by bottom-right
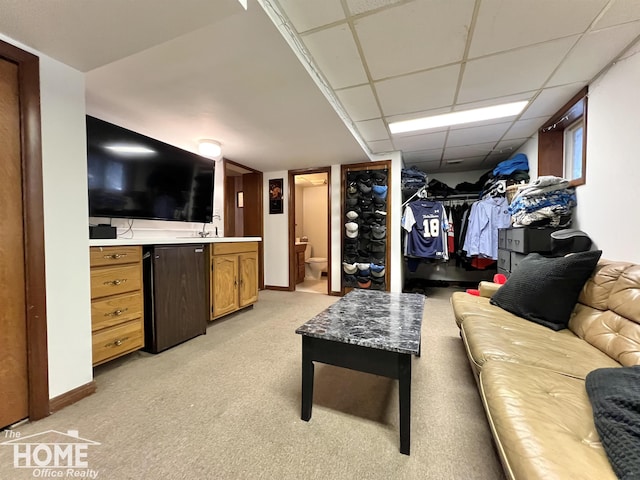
(330, 164), (342, 292)
(518, 135), (539, 180)
(263, 172), (289, 287)
(572, 40), (640, 262)
(430, 169), (489, 189)
(40, 55), (94, 398)
(295, 184), (304, 239)
(0, 33), (94, 399)
(302, 185), (328, 258)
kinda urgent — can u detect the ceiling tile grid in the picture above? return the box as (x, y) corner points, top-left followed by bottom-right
(469, 0), (609, 58)
(335, 84), (382, 121)
(352, 0), (475, 80)
(374, 64), (461, 116)
(302, 23), (368, 89)
(276, 0), (345, 33)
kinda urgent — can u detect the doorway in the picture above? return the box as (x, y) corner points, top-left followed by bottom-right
(223, 159), (264, 289)
(288, 168), (331, 294)
(0, 40), (50, 428)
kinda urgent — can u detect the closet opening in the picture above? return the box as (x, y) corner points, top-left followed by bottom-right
(287, 168), (331, 295)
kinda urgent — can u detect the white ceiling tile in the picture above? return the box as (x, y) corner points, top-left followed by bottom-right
(368, 139), (394, 153)
(375, 64), (460, 116)
(394, 131), (447, 152)
(454, 91), (535, 111)
(335, 85), (381, 121)
(354, 0), (475, 80)
(356, 118), (389, 141)
(494, 139), (529, 156)
(594, 0), (640, 29)
(443, 142), (496, 160)
(501, 118), (547, 141)
(549, 21), (640, 86)
(403, 151), (443, 164)
(470, 0), (608, 58)
(278, 0), (345, 33)
(458, 36), (579, 104)
(443, 156), (487, 170)
(386, 106), (452, 128)
(520, 83), (587, 120)
(303, 24), (368, 89)
(446, 122), (511, 147)
(346, 0), (403, 16)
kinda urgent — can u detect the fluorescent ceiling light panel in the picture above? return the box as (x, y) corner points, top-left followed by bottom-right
(389, 101), (528, 134)
(104, 144), (155, 155)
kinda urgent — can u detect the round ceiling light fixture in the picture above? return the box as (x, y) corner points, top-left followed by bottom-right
(198, 139), (222, 159)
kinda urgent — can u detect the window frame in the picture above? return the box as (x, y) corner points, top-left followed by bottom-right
(538, 87), (588, 187)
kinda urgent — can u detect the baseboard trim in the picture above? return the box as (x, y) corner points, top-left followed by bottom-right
(330, 290), (343, 297)
(49, 381), (97, 413)
(264, 285), (292, 292)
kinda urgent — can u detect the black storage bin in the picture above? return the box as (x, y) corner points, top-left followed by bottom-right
(550, 229), (592, 257)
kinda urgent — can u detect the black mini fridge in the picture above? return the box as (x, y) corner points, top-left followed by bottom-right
(143, 244), (207, 353)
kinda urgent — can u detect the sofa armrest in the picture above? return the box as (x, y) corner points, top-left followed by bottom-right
(479, 281), (502, 298)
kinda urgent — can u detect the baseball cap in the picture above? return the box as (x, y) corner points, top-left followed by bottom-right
(343, 262), (358, 275)
(371, 264), (385, 277)
(358, 182), (372, 194)
(345, 222), (359, 238)
(346, 210), (359, 220)
(356, 277), (371, 289)
(372, 225), (386, 239)
(372, 171), (387, 185)
(372, 185), (388, 199)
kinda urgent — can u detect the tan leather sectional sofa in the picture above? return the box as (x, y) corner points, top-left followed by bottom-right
(451, 259), (640, 480)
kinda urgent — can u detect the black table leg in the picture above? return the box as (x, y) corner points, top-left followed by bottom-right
(398, 353), (412, 455)
(301, 337), (314, 421)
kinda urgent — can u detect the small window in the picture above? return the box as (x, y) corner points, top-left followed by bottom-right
(563, 119), (584, 182)
(538, 87), (587, 186)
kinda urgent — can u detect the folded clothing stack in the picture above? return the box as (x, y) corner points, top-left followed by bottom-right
(508, 175), (577, 227)
(401, 166), (427, 193)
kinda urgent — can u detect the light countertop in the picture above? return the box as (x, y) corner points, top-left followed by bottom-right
(89, 236), (261, 247)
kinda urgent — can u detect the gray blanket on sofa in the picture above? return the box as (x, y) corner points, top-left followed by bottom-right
(585, 366), (640, 480)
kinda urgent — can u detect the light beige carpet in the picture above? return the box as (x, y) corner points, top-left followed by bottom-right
(0, 288), (505, 480)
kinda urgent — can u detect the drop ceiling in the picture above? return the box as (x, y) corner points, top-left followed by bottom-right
(1, 0), (639, 175)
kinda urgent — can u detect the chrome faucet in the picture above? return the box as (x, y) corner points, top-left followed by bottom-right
(198, 215), (221, 238)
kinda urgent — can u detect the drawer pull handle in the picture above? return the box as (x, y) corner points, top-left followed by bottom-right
(105, 308), (128, 317)
(104, 253), (127, 260)
(106, 337), (129, 348)
(104, 279), (127, 287)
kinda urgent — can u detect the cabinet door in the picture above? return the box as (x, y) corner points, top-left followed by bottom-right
(239, 251), (259, 307)
(212, 254), (239, 318)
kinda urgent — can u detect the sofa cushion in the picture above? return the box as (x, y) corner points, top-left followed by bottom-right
(490, 250), (602, 330)
(461, 313), (621, 379)
(479, 361), (617, 480)
(585, 366), (640, 480)
(570, 262), (640, 368)
(450, 291), (496, 328)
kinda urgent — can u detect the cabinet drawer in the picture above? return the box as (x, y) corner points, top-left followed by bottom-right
(498, 229), (507, 250)
(212, 242), (258, 256)
(90, 246), (141, 267)
(505, 228), (526, 253)
(505, 227), (558, 254)
(92, 319), (144, 366)
(91, 291), (143, 331)
(497, 248), (510, 271)
(90, 264), (142, 299)
(510, 251), (528, 273)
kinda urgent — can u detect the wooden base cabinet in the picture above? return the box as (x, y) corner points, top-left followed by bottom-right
(210, 242), (259, 320)
(89, 246), (145, 365)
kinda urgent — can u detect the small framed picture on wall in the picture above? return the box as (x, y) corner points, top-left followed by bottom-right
(269, 178), (283, 214)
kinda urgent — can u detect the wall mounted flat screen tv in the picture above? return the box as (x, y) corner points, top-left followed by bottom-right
(87, 116), (214, 223)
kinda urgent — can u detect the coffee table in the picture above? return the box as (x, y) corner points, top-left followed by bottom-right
(295, 289), (425, 455)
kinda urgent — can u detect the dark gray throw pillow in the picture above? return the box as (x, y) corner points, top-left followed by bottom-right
(490, 250), (602, 330)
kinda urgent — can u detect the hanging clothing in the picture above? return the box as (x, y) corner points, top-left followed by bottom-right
(402, 200), (448, 260)
(463, 196), (511, 260)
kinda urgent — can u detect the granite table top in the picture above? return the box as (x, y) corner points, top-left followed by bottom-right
(295, 289), (425, 355)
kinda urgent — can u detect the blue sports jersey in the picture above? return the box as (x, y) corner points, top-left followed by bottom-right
(402, 201), (448, 259)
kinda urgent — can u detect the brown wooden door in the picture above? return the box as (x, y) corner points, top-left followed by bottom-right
(0, 57), (29, 428)
(239, 252), (258, 307)
(212, 254), (239, 318)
